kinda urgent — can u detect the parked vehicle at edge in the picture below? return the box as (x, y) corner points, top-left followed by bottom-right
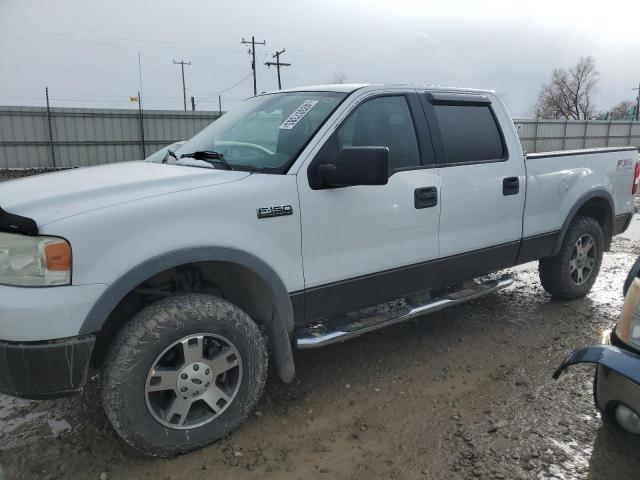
(624, 255), (640, 296)
(555, 276), (640, 440)
(0, 84), (638, 456)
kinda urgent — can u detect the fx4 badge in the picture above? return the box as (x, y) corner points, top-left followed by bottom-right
(257, 205), (293, 219)
(617, 159), (633, 169)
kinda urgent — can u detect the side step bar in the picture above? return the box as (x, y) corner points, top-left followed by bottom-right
(295, 276), (513, 349)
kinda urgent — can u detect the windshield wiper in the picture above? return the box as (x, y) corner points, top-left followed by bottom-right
(162, 149), (179, 163)
(180, 151), (233, 170)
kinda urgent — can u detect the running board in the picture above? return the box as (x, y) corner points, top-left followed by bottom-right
(295, 276), (513, 349)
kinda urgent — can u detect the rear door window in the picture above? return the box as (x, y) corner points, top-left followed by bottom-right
(434, 104), (504, 164)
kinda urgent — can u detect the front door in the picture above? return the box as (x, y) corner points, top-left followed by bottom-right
(296, 92), (440, 322)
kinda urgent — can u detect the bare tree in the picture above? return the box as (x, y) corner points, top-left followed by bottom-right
(535, 56), (600, 120)
(609, 100), (634, 120)
(332, 71), (347, 84)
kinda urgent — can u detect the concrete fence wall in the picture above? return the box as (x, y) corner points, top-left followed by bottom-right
(0, 106), (221, 168)
(0, 106), (639, 168)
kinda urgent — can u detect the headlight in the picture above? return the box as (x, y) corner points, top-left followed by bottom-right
(616, 278), (640, 349)
(0, 232), (71, 286)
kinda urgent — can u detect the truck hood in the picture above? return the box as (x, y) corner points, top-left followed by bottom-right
(0, 161), (250, 227)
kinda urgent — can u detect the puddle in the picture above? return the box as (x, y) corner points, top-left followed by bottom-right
(0, 394), (75, 450)
(47, 418), (72, 436)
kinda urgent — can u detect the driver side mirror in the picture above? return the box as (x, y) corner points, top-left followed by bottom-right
(319, 146), (389, 188)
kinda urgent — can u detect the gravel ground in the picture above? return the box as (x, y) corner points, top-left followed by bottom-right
(0, 170), (639, 479)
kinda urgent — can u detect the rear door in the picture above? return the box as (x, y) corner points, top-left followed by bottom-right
(420, 91), (525, 260)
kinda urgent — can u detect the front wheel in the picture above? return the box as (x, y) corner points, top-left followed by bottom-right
(102, 294), (268, 457)
(539, 216), (604, 299)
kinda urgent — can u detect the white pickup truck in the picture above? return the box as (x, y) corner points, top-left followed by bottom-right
(0, 84), (638, 456)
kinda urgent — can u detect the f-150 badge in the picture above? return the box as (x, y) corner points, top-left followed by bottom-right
(257, 205), (293, 219)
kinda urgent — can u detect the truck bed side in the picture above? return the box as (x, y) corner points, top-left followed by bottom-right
(523, 147), (637, 245)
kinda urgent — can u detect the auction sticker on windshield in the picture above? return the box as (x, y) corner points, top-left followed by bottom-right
(279, 100), (319, 130)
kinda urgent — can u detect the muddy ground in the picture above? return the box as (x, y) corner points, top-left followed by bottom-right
(1, 171), (639, 479)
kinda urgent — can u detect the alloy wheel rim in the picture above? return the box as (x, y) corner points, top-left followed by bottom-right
(144, 333), (243, 430)
(569, 234), (596, 285)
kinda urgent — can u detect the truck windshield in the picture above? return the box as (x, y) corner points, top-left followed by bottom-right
(169, 91), (347, 173)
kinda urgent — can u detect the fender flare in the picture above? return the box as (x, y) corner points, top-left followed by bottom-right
(552, 189), (615, 255)
(79, 246), (296, 382)
(553, 344), (640, 385)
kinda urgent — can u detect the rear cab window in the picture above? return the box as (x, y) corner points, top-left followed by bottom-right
(427, 93), (507, 166)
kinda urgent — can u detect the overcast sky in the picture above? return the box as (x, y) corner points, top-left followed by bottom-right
(1, 0), (638, 117)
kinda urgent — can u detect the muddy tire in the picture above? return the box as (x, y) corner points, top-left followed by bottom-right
(539, 216), (604, 299)
(101, 294), (267, 457)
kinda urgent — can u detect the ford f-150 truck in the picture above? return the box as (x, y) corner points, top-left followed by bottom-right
(0, 84), (638, 456)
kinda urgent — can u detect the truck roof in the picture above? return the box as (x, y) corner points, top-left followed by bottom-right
(275, 84), (496, 95)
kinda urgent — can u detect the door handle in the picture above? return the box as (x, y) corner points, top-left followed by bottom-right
(503, 177), (519, 196)
(414, 187), (438, 209)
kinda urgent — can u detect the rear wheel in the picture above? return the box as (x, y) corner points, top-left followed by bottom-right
(539, 216), (604, 299)
(102, 294), (267, 457)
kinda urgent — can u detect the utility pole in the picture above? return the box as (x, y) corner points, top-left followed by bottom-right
(191, 96), (196, 111)
(45, 86), (56, 167)
(241, 36), (266, 95)
(218, 95), (222, 116)
(172, 59), (191, 110)
(137, 91), (146, 158)
(265, 49), (291, 90)
(633, 82), (640, 121)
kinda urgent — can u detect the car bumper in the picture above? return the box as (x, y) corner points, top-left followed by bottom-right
(0, 283), (108, 341)
(0, 335), (95, 399)
(613, 211), (634, 236)
(554, 330), (640, 416)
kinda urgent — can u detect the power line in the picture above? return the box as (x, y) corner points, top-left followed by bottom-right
(241, 36), (266, 95)
(265, 49), (291, 90)
(197, 73), (253, 101)
(172, 59), (191, 111)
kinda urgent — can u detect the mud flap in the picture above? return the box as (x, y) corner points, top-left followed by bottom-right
(267, 309), (296, 383)
(553, 344), (640, 385)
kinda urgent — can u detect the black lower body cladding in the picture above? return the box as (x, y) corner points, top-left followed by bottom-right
(613, 212), (634, 236)
(0, 335), (95, 399)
